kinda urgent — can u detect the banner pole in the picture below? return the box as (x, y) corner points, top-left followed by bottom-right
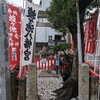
(76, 0), (82, 64)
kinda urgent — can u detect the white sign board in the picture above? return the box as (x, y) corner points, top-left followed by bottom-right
(21, 1), (39, 66)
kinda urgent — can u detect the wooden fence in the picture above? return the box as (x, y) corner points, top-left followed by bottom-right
(32, 58), (66, 70)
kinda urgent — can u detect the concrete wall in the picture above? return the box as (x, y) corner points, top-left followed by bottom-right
(39, 0), (51, 11)
(36, 27), (62, 43)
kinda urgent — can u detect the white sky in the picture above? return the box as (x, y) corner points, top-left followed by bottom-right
(6, 0), (40, 7)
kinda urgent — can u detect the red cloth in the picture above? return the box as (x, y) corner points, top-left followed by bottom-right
(84, 10), (98, 54)
(8, 4), (21, 70)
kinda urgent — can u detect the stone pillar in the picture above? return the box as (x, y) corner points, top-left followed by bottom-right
(89, 76), (98, 100)
(18, 78), (26, 100)
(11, 72), (18, 100)
(0, 0), (11, 100)
(26, 63), (38, 100)
(79, 63), (89, 100)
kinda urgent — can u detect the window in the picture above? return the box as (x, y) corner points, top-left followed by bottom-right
(48, 36), (52, 42)
(40, 0), (42, 6)
(55, 35), (61, 41)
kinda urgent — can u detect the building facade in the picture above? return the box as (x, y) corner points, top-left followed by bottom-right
(35, 0), (63, 56)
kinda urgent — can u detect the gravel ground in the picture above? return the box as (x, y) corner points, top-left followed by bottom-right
(37, 70), (63, 100)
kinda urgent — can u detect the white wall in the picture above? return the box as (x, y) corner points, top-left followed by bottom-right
(36, 27), (48, 42)
(36, 27), (62, 42)
(39, 0), (51, 11)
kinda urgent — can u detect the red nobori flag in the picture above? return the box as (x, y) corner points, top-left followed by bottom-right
(8, 4), (21, 70)
(84, 10), (98, 54)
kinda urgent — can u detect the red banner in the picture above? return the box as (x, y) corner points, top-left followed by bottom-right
(84, 10), (100, 77)
(84, 10), (98, 54)
(8, 4), (21, 70)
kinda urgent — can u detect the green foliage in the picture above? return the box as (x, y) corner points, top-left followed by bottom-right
(46, 0), (76, 35)
(46, 0), (94, 35)
(46, 0), (94, 50)
(53, 42), (70, 52)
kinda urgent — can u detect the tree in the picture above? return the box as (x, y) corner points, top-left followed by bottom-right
(53, 42), (70, 54)
(46, 0), (94, 99)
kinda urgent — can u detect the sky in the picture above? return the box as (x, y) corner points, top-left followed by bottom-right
(7, 0), (40, 7)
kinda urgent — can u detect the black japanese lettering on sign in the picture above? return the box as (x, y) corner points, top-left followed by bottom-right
(25, 23), (34, 34)
(2, 4), (5, 15)
(24, 49), (31, 60)
(4, 38), (9, 61)
(26, 7), (36, 22)
(24, 7), (36, 61)
(3, 21), (7, 36)
(2, 4), (9, 61)
(24, 38), (32, 48)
